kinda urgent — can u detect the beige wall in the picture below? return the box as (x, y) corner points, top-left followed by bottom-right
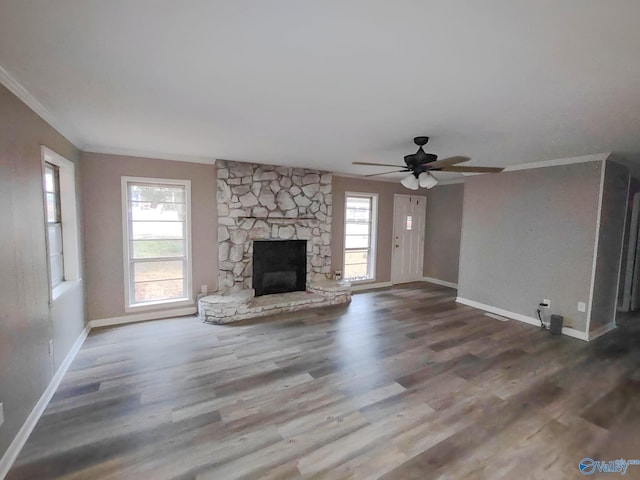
(332, 176), (418, 284)
(0, 84), (84, 460)
(423, 183), (464, 284)
(81, 152), (217, 321)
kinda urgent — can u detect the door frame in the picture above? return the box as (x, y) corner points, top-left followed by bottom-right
(391, 193), (427, 285)
(621, 192), (640, 311)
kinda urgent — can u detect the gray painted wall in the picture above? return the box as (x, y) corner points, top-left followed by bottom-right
(458, 161), (603, 332)
(591, 161), (629, 332)
(423, 183), (464, 284)
(0, 84), (85, 461)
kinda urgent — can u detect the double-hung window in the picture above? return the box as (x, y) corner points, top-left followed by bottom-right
(344, 193), (377, 282)
(41, 146), (80, 300)
(122, 177), (192, 309)
(44, 162), (64, 287)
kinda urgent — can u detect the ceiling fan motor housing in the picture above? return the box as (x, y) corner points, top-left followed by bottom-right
(405, 148), (438, 170)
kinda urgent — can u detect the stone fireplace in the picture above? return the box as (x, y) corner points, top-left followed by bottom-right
(200, 160), (350, 324)
(216, 160), (333, 293)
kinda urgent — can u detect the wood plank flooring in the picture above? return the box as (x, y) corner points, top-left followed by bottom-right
(7, 283), (640, 479)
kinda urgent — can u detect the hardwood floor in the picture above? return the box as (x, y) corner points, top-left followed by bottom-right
(7, 283), (640, 479)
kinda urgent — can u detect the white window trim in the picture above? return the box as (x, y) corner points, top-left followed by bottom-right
(343, 192), (378, 284)
(121, 176), (194, 312)
(41, 146), (81, 302)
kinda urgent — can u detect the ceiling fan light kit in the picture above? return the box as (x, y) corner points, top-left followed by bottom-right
(353, 136), (504, 189)
(418, 172), (438, 189)
(401, 174), (419, 190)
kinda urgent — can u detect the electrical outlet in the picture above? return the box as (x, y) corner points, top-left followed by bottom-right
(0, 402), (4, 427)
(578, 302), (586, 313)
(543, 299), (550, 308)
(48, 339), (54, 357)
(200, 284), (208, 294)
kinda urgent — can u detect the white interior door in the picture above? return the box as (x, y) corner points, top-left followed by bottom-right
(392, 194), (426, 284)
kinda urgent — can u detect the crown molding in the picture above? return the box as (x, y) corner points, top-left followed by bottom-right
(434, 177), (465, 185)
(503, 152), (611, 172)
(332, 171), (400, 183)
(0, 65), (83, 148)
(83, 145), (216, 165)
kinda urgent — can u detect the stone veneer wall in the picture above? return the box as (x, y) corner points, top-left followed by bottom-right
(217, 160), (332, 293)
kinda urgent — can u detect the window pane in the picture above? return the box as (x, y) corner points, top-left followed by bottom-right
(134, 260), (184, 282)
(130, 201), (186, 221)
(50, 254), (64, 286)
(346, 197), (371, 222)
(133, 240), (185, 259)
(345, 235), (370, 249)
(46, 193), (58, 222)
(45, 167), (56, 192)
(129, 184), (185, 204)
(126, 180), (190, 306)
(131, 221), (184, 240)
(344, 250), (370, 280)
(48, 224), (63, 255)
(345, 250), (368, 266)
(345, 223), (370, 235)
(134, 279), (185, 303)
(344, 194), (375, 281)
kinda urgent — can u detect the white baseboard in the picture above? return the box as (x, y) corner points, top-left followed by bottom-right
(350, 281), (392, 292)
(456, 297), (540, 326)
(588, 322), (617, 341)
(89, 307), (197, 328)
(0, 324), (90, 479)
(561, 327), (589, 341)
(422, 277), (458, 289)
(456, 297), (589, 342)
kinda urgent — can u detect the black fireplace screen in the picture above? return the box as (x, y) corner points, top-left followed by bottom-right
(252, 240), (306, 296)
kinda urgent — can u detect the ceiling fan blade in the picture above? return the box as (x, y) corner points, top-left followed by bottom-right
(352, 161), (405, 168)
(364, 169), (408, 177)
(440, 166), (504, 173)
(426, 156), (471, 169)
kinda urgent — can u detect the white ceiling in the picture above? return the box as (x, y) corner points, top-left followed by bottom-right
(2, 1), (640, 179)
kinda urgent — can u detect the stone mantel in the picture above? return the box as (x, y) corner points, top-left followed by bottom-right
(236, 216), (317, 221)
(217, 160), (333, 293)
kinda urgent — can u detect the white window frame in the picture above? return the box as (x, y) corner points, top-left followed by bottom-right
(343, 192), (378, 283)
(41, 146), (81, 301)
(121, 176), (193, 311)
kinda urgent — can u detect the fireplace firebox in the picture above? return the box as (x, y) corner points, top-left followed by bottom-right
(252, 240), (307, 296)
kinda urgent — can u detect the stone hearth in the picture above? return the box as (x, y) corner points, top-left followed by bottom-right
(217, 160), (333, 293)
(199, 279), (351, 324)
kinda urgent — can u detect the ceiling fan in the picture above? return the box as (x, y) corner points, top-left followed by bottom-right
(353, 136), (504, 190)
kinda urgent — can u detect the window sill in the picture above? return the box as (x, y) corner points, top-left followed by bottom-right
(51, 279), (82, 302)
(125, 297), (194, 313)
